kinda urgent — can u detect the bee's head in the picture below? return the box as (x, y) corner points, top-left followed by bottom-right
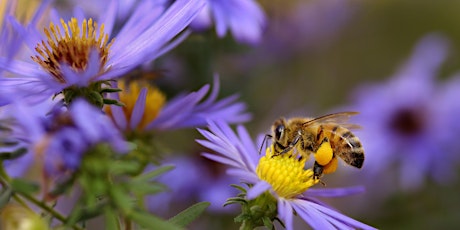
(272, 118), (287, 143)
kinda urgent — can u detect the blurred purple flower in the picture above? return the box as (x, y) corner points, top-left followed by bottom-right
(2, 99), (128, 180)
(197, 120), (375, 230)
(191, 0), (266, 45)
(0, 0), (205, 104)
(107, 75), (251, 132)
(349, 34), (460, 190)
(147, 155), (239, 216)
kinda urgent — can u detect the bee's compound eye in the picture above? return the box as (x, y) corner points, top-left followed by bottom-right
(275, 125), (284, 141)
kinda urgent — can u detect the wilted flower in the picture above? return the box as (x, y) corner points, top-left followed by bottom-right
(349, 34), (460, 190)
(0, 0), (205, 106)
(191, 0), (266, 44)
(197, 120), (375, 229)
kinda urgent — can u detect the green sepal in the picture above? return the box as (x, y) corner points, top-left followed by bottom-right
(103, 98), (124, 106)
(230, 184), (248, 193)
(0, 140), (20, 146)
(0, 147), (27, 160)
(262, 216), (274, 230)
(223, 197), (247, 207)
(168, 202), (210, 227)
(100, 88), (122, 93)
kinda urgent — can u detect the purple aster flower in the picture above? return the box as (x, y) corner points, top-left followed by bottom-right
(2, 99), (128, 182)
(348, 34), (460, 190)
(190, 0), (266, 45)
(197, 120), (376, 230)
(0, 0), (205, 106)
(105, 75), (251, 132)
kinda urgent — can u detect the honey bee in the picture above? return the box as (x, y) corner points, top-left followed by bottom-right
(270, 112), (364, 180)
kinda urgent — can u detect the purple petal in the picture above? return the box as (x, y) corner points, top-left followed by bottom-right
(246, 180), (270, 199)
(129, 88), (147, 130)
(277, 199), (294, 230)
(110, 103), (128, 130)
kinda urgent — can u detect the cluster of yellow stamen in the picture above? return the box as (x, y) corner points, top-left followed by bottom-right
(105, 81), (166, 131)
(32, 18), (114, 83)
(256, 147), (319, 199)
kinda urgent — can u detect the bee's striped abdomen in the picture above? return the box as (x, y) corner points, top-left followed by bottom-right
(317, 125), (364, 168)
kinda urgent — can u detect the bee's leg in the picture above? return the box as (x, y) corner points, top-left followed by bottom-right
(313, 161), (324, 180)
(277, 134), (301, 156)
(259, 134), (272, 155)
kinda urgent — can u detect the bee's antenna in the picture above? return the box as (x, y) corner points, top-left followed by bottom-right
(259, 134), (272, 155)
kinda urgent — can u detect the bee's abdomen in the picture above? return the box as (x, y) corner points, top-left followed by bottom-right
(318, 125), (364, 168)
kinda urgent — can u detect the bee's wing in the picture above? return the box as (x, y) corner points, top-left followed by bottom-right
(302, 112), (361, 130)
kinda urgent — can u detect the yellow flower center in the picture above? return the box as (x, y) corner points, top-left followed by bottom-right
(31, 18), (114, 83)
(256, 147), (319, 199)
(106, 81), (166, 131)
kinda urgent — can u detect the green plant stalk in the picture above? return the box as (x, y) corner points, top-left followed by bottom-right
(0, 165), (83, 230)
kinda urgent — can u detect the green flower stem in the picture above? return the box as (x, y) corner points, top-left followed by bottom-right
(19, 192), (84, 230)
(0, 165), (83, 230)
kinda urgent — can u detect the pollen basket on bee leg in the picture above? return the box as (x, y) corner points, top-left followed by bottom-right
(314, 140), (333, 166)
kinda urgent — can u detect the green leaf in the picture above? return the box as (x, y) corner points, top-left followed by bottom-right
(168, 202), (210, 227)
(110, 186), (134, 214)
(109, 160), (142, 175)
(128, 210), (182, 230)
(0, 187), (12, 209)
(10, 179), (39, 195)
(0, 148), (27, 160)
(133, 165), (175, 182)
(129, 182), (167, 196)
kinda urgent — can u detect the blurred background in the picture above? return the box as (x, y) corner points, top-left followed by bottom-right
(15, 0), (460, 229)
(156, 0), (460, 229)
